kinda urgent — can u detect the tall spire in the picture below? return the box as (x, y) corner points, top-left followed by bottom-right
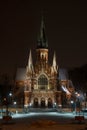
(37, 16), (48, 49)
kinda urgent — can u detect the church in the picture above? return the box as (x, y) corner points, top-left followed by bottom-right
(14, 18), (75, 109)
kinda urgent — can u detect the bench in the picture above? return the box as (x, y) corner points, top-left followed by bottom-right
(3, 115), (12, 122)
(75, 116), (84, 123)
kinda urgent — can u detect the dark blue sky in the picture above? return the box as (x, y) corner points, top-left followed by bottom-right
(0, 0), (87, 76)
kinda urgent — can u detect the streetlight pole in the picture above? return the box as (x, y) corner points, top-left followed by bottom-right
(13, 101), (17, 113)
(8, 92), (12, 106)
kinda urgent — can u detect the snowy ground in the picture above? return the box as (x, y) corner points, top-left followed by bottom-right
(0, 112), (87, 130)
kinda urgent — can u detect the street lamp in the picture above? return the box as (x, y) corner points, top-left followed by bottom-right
(9, 92), (12, 97)
(13, 101), (17, 113)
(8, 92), (13, 107)
(70, 100), (75, 112)
(13, 101), (17, 105)
(3, 98), (9, 116)
(75, 92), (81, 115)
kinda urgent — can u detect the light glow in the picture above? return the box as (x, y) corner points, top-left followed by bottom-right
(13, 101), (17, 105)
(61, 86), (71, 94)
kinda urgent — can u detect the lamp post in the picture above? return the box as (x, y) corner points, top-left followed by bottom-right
(13, 101), (17, 113)
(9, 92), (12, 97)
(8, 92), (13, 109)
(75, 92), (81, 115)
(70, 100), (76, 112)
(3, 98), (9, 116)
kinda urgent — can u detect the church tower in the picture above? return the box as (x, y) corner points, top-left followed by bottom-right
(36, 17), (48, 69)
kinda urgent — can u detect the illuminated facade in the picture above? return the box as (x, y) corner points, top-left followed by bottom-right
(15, 18), (75, 108)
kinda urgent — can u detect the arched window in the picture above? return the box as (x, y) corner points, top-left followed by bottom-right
(38, 74), (48, 90)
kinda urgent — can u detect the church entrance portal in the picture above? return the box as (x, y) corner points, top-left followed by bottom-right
(34, 98), (38, 107)
(41, 98), (45, 107)
(48, 98), (53, 108)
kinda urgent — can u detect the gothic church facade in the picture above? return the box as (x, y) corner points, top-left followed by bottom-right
(15, 18), (74, 108)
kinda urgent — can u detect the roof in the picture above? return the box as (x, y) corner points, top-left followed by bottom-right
(15, 68), (26, 81)
(59, 68), (69, 80)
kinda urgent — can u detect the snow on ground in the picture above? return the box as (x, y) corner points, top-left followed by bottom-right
(0, 112), (87, 130)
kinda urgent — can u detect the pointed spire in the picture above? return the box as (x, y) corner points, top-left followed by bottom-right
(52, 52), (58, 73)
(37, 16), (48, 49)
(27, 50), (34, 73)
(52, 52), (56, 67)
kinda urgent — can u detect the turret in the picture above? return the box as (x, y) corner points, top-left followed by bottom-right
(51, 52), (58, 74)
(26, 50), (34, 74)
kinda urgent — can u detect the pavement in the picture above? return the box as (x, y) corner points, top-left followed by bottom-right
(0, 110), (87, 130)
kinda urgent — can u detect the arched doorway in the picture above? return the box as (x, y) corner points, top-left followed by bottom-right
(34, 98), (38, 108)
(48, 98), (53, 108)
(41, 98), (45, 107)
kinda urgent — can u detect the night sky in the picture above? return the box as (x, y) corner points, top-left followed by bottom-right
(0, 0), (87, 76)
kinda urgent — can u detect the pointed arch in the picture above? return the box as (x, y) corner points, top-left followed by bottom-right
(41, 97), (45, 107)
(48, 98), (53, 108)
(37, 73), (48, 90)
(34, 98), (38, 108)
